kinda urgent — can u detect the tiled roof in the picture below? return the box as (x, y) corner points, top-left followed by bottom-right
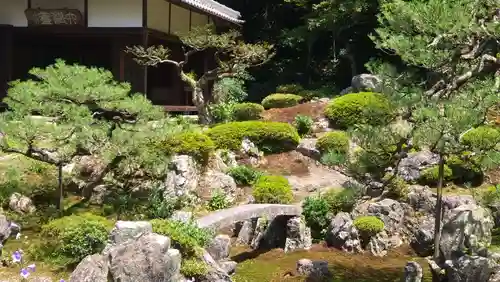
(180, 0), (244, 24)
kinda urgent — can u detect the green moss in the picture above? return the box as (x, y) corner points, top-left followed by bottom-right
(261, 93), (303, 109)
(181, 258), (209, 278)
(252, 175), (294, 204)
(324, 92), (393, 128)
(162, 131), (215, 164)
(316, 131), (349, 154)
(207, 121), (300, 153)
(232, 103), (265, 121)
(353, 216), (385, 237)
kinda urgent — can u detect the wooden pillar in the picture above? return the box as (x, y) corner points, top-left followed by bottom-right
(0, 25), (13, 103)
(142, 0), (149, 96)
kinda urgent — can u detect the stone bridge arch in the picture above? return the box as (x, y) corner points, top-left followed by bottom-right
(196, 204), (302, 230)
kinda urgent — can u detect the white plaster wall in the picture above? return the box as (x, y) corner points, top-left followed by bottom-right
(148, 0), (170, 34)
(88, 0), (142, 27)
(169, 3), (190, 35)
(0, 0), (28, 26)
(191, 10), (209, 29)
(31, 0), (84, 11)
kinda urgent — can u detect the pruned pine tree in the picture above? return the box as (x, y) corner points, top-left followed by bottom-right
(125, 24), (274, 124)
(0, 60), (167, 215)
(359, 0), (500, 262)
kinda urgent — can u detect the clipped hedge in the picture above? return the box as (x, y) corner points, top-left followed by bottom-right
(353, 216), (384, 237)
(316, 131), (349, 154)
(252, 175), (294, 204)
(461, 126), (500, 150)
(163, 131), (215, 163)
(420, 165), (453, 185)
(324, 92), (393, 128)
(232, 102), (264, 121)
(207, 121), (300, 153)
(33, 213), (112, 267)
(261, 93), (303, 109)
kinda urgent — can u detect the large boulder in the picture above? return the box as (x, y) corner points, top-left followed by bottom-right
(397, 150), (439, 182)
(284, 217), (312, 253)
(206, 234), (231, 261)
(445, 255), (498, 282)
(440, 204), (494, 261)
(409, 215), (435, 257)
(406, 185), (436, 214)
(296, 259), (330, 278)
(296, 138), (321, 160)
(199, 171), (237, 203)
(353, 198), (407, 236)
(325, 212), (362, 252)
(351, 74), (382, 93)
(163, 155), (199, 201)
(403, 261), (423, 282)
(106, 221), (153, 251)
(71, 233), (182, 282)
(8, 193), (36, 214)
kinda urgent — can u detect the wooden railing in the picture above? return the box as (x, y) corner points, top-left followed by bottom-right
(163, 105), (197, 112)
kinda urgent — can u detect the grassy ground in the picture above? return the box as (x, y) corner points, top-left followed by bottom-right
(231, 245), (432, 282)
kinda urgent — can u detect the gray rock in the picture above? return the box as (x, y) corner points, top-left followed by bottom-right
(351, 74), (382, 93)
(440, 204), (494, 261)
(409, 215), (435, 256)
(296, 259), (330, 278)
(239, 138), (263, 166)
(402, 261), (423, 282)
(219, 261), (237, 275)
(0, 215), (11, 243)
(312, 118), (331, 134)
(398, 150), (439, 182)
(107, 221), (153, 247)
(284, 216), (312, 252)
(340, 86), (354, 95)
(368, 231), (403, 257)
(31, 278), (53, 282)
(108, 233), (181, 282)
(70, 254), (109, 282)
(200, 172), (237, 203)
(8, 193), (36, 214)
(164, 155), (199, 200)
(443, 195), (476, 211)
(88, 184), (109, 205)
(489, 270), (500, 282)
(325, 212), (362, 252)
(207, 234), (231, 261)
(236, 220), (255, 245)
(354, 198), (406, 235)
(445, 255), (497, 282)
(296, 138), (321, 160)
(406, 185), (436, 213)
(250, 218), (268, 249)
(199, 250), (233, 282)
(170, 211), (193, 223)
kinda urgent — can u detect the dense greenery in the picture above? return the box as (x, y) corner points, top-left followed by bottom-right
(162, 131), (215, 164)
(227, 165), (263, 186)
(261, 93), (303, 109)
(232, 102), (265, 121)
(316, 131), (349, 154)
(252, 175), (294, 204)
(324, 92), (393, 128)
(31, 213), (112, 267)
(207, 121), (300, 153)
(294, 115), (314, 136)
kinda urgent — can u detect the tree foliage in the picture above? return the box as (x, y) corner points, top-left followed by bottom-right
(126, 24), (274, 124)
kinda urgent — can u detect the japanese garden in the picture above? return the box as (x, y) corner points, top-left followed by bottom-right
(0, 0), (499, 281)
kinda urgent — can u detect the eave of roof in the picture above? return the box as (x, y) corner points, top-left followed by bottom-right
(179, 0), (244, 25)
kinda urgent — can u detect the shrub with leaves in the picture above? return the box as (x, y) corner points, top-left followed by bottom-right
(382, 173), (409, 200)
(261, 93), (303, 109)
(301, 196), (331, 239)
(320, 150), (347, 167)
(232, 103), (264, 121)
(479, 185), (500, 207)
(461, 126), (500, 151)
(276, 84), (305, 94)
(151, 219), (214, 257)
(294, 115), (314, 137)
(322, 187), (360, 214)
(420, 165), (453, 186)
(162, 131), (215, 164)
(353, 216), (384, 237)
(316, 131), (349, 154)
(324, 92), (393, 128)
(146, 186), (179, 219)
(447, 154), (483, 186)
(181, 258), (209, 279)
(252, 175), (294, 204)
(227, 165), (262, 186)
(207, 190), (230, 211)
(207, 121), (300, 153)
(32, 213), (112, 267)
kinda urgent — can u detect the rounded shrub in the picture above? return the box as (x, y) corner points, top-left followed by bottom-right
(232, 103), (264, 121)
(353, 216), (385, 237)
(276, 84), (304, 94)
(163, 131), (215, 164)
(252, 175), (294, 204)
(324, 92), (393, 128)
(33, 213), (112, 267)
(302, 196), (331, 240)
(316, 131), (349, 154)
(207, 121), (300, 153)
(461, 126), (500, 150)
(227, 165), (263, 186)
(261, 93), (303, 109)
(419, 164), (453, 185)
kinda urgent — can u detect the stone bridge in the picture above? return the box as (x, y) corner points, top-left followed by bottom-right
(196, 204), (302, 230)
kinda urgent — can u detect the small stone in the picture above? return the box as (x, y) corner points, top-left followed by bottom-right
(170, 211), (193, 223)
(296, 259), (329, 277)
(8, 193), (36, 214)
(219, 260), (237, 275)
(403, 261), (423, 282)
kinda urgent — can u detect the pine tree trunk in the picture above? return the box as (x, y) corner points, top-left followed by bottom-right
(57, 164), (64, 217)
(192, 85), (212, 125)
(432, 154), (445, 260)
